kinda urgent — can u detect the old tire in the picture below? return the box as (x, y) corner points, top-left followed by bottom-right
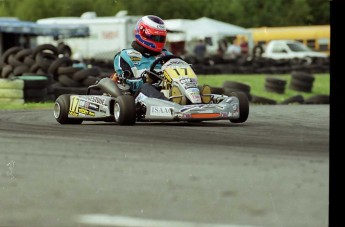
(251, 95), (277, 105)
(304, 95), (329, 104)
(54, 94), (83, 124)
(114, 95), (136, 125)
(230, 91), (249, 123)
(280, 95), (304, 105)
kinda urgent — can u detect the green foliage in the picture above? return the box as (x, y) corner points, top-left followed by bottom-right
(0, 0), (124, 21)
(227, 0), (312, 27)
(306, 0), (330, 24)
(0, 0), (329, 26)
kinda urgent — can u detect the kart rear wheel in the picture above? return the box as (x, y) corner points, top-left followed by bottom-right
(114, 95), (136, 125)
(54, 94), (83, 124)
(230, 91), (249, 123)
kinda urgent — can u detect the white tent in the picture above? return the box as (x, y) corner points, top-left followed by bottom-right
(165, 17), (253, 50)
(164, 19), (193, 32)
(185, 17), (251, 39)
(165, 19), (193, 42)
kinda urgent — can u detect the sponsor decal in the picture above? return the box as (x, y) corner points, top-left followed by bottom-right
(186, 88), (201, 101)
(186, 88), (199, 94)
(190, 93), (201, 100)
(179, 77), (194, 84)
(127, 50), (141, 57)
(157, 24), (165, 29)
(166, 59), (186, 65)
(78, 107), (95, 117)
(232, 104), (239, 111)
(150, 106), (172, 116)
(69, 110), (78, 117)
(181, 113), (191, 119)
(69, 96), (80, 116)
(228, 111), (239, 117)
(184, 84), (197, 89)
(79, 100), (85, 107)
(135, 93), (147, 103)
(87, 96), (106, 105)
(130, 56), (142, 62)
(180, 104), (207, 112)
(220, 112), (228, 117)
(229, 104), (239, 117)
(184, 84), (198, 89)
(180, 104), (224, 113)
(88, 103), (100, 111)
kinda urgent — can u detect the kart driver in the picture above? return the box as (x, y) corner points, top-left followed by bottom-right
(111, 15), (172, 100)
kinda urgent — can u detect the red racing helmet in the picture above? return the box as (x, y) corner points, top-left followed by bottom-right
(134, 15), (167, 53)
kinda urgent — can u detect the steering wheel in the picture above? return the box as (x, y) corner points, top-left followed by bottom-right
(149, 54), (183, 76)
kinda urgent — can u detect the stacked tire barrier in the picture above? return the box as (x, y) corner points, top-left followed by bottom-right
(0, 44), (58, 78)
(187, 55), (329, 75)
(47, 56), (103, 97)
(0, 79), (24, 105)
(289, 71), (315, 93)
(0, 44), (109, 103)
(17, 75), (50, 102)
(0, 44), (61, 102)
(264, 77), (287, 94)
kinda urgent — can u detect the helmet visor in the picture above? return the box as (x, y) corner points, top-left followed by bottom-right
(146, 34), (166, 43)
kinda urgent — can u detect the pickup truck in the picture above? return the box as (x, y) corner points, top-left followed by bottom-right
(258, 40), (328, 64)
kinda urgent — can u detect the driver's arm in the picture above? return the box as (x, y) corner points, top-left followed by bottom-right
(114, 54), (133, 79)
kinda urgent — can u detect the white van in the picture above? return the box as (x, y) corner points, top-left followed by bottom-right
(261, 40), (328, 62)
(36, 11), (140, 61)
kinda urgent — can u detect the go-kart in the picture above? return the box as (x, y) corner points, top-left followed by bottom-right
(53, 55), (249, 125)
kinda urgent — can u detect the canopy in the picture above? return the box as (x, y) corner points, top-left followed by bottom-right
(0, 18), (89, 37)
(165, 19), (193, 42)
(165, 17), (253, 48)
(164, 19), (193, 32)
(184, 17), (251, 40)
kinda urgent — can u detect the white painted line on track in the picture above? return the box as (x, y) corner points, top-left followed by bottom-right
(76, 214), (263, 227)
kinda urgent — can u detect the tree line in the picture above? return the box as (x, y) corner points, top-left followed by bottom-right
(0, 0), (329, 28)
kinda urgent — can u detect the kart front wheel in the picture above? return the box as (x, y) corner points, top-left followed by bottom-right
(230, 91), (249, 123)
(114, 95), (136, 125)
(54, 94), (83, 124)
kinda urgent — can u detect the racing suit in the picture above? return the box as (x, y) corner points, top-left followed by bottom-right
(112, 41), (172, 99)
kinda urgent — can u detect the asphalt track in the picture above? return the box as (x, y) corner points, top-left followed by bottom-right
(0, 105), (329, 227)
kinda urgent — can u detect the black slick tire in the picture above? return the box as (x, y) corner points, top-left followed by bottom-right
(54, 94), (83, 124)
(230, 91), (249, 123)
(114, 95), (136, 125)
